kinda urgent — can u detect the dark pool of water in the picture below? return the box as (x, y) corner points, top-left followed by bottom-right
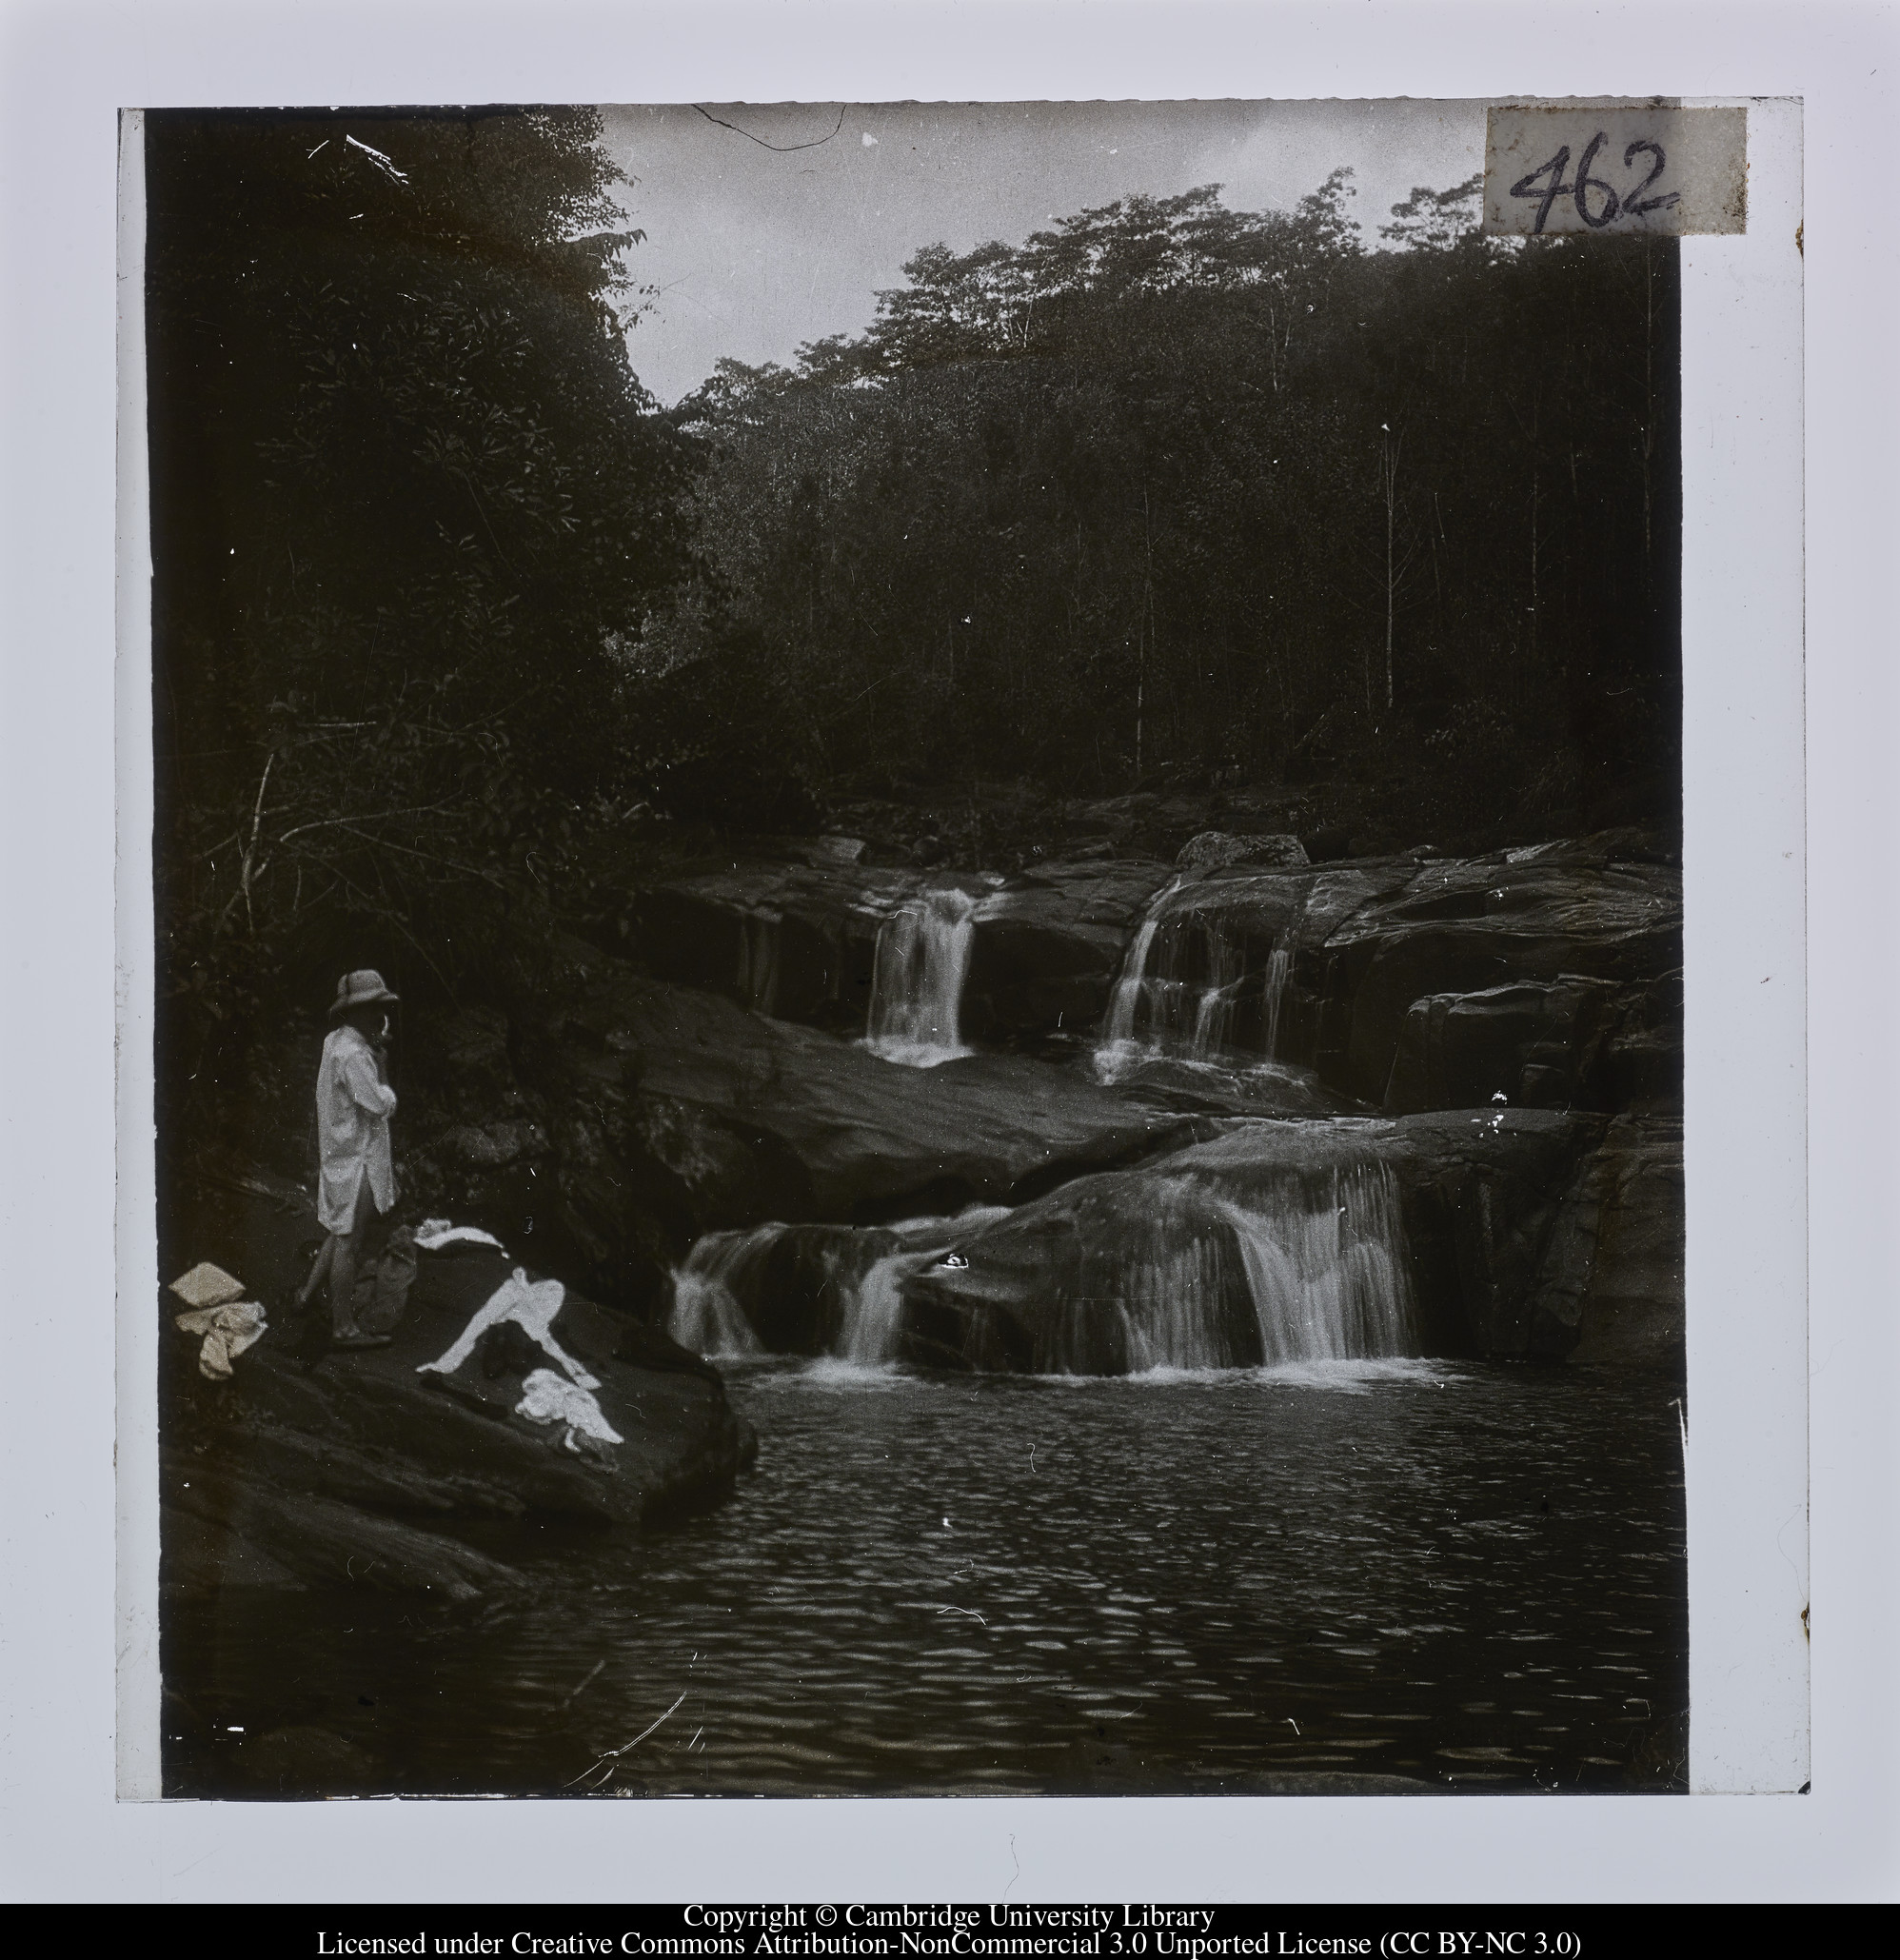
(164, 1357), (1687, 1798)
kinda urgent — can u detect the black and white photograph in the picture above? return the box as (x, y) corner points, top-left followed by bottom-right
(143, 92), (1710, 1806)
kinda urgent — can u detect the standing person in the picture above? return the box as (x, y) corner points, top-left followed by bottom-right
(301, 969), (402, 1348)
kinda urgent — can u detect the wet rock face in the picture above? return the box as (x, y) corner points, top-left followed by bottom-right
(562, 971), (1196, 1229)
(1385, 978), (1629, 1114)
(1093, 840), (1680, 1106)
(1529, 1115), (1686, 1372)
(609, 856), (1171, 1051)
(618, 865), (906, 1031)
(595, 838), (1681, 1116)
(1315, 849), (1682, 1104)
(893, 1110), (1675, 1372)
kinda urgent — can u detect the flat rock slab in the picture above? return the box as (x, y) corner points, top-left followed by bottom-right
(572, 972), (1197, 1222)
(159, 1176), (758, 1603)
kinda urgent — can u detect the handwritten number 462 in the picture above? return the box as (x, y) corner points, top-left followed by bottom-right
(1510, 133), (1682, 233)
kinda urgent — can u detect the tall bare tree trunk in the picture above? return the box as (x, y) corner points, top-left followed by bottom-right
(1378, 429), (1402, 713)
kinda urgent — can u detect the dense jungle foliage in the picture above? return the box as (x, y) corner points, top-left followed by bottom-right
(664, 170), (1679, 824)
(147, 109), (1678, 1125)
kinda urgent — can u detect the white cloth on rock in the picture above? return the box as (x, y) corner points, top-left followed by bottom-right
(514, 1367), (623, 1451)
(415, 1219), (506, 1254)
(415, 1267), (598, 1390)
(168, 1262), (248, 1310)
(173, 1301), (267, 1380)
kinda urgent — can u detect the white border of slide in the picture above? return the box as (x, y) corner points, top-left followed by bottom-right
(1, 0), (1892, 1906)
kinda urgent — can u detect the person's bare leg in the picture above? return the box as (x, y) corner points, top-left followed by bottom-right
(298, 1234), (336, 1308)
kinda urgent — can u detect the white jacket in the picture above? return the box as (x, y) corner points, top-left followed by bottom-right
(315, 1023), (397, 1233)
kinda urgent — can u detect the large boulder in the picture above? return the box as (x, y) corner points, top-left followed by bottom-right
(1175, 830), (1309, 878)
(890, 1109), (1675, 1373)
(562, 972), (1197, 1228)
(403, 956), (1200, 1314)
(157, 1175), (760, 1611)
(1385, 977), (1629, 1113)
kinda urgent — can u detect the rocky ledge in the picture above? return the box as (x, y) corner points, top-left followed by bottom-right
(596, 834), (1681, 1099)
(897, 1109), (1684, 1373)
(159, 1172), (758, 1606)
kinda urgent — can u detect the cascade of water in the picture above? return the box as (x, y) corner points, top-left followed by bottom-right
(1004, 1159), (1419, 1375)
(1100, 887), (1176, 1047)
(1096, 881), (1258, 1075)
(1098, 880), (1313, 1077)
(834, 1206), (1013, 1364)
(1219, 1162), (1419, 1362)
(861, 888), (979, 1067)
(1260, 945), (1294, 1059)
(735, 912), (782, 1016)
(666, 1226), (778, 1357)
(835, 1247), (925, 1363)
(1087, 1178), (1239, 1374)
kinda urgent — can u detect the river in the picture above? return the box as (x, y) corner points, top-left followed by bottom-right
(164, 1354), (1685, 1797)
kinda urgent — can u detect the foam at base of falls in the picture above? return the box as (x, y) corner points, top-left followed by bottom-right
(861, 888), (979, 1068)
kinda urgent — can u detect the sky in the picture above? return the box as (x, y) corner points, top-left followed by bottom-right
(600, 99), (1489, 406)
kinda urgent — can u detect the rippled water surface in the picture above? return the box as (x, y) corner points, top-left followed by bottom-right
(166, 1358), (1687, 1797)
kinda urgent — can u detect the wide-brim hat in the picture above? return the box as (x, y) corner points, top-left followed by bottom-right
(328, 969), (401, 1018)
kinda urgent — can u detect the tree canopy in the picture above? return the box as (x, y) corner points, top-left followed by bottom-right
(662, 168), (1678, 823)
(148, 108), (695, 1099)
(148, 118), (1680, 1129)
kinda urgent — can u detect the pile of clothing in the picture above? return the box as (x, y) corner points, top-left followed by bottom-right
(167, 1262), (267, 1380)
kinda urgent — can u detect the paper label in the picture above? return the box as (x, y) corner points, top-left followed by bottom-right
(1484, 104), (1747, 236)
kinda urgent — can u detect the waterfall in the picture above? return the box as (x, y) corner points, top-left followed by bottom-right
(835, 1247), (916, 1363)
(1260, 944), (1293, 1059)
(909, 1158), (1419, 1376)
(1104, 1165), (1416, 1370)
(862, 888), (979, 1067)
(1090, 1177), (1242, 1373)
(735, 912), (782, 1016)
(834, 1207), (1012, 1363)
(671, 1208), (1013, 1365)
(667, 1226), (776, 1357)
(1217, 1163), (1418, 1362)
(1097, 881), (1305, 1077)
(1096, 882), (1259, 1076)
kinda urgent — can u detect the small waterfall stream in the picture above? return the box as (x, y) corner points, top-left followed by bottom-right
(667, 1227), (775, 1357)
(1217, 1163), (1417, 1363)
(669, 1209), (1013, 1365)
(919, 1158), (1421, 1376)
(1096, 881), (1301, 1079)
(861, 888), (979, 1067)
